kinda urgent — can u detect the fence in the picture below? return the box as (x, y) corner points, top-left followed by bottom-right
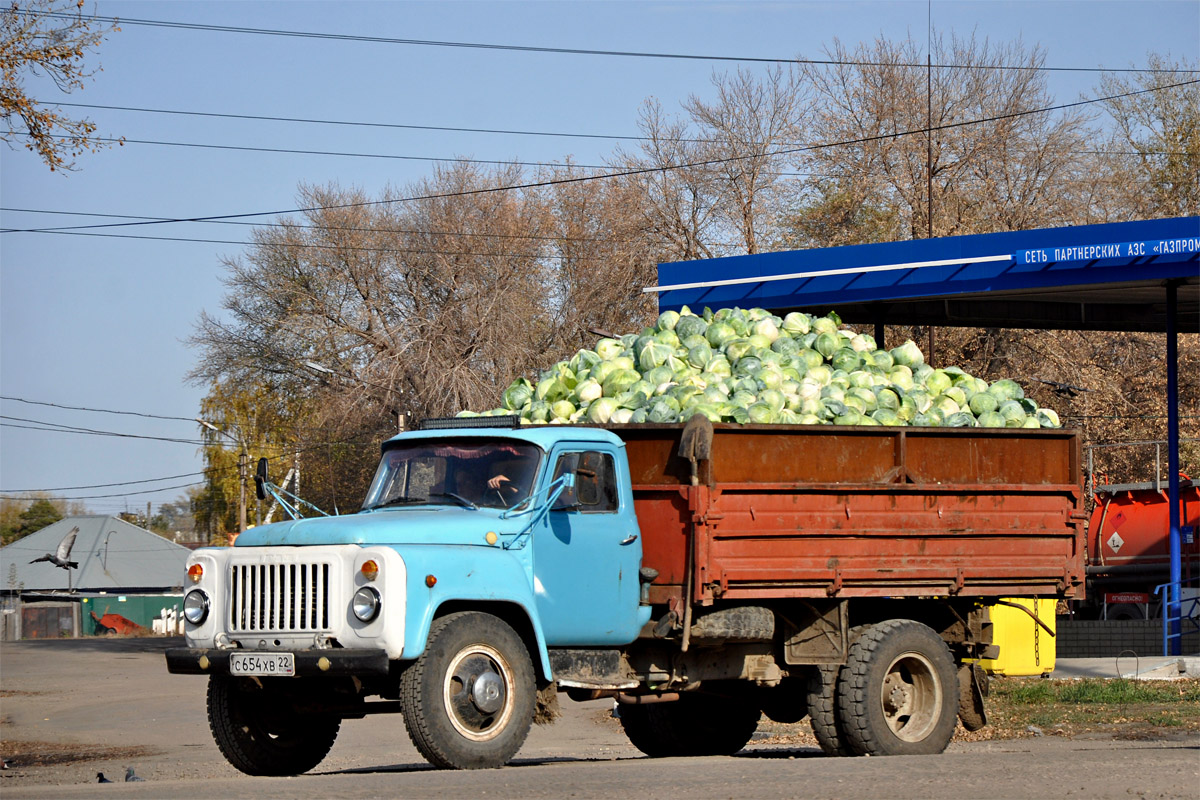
(1156, 577), (1200, 656)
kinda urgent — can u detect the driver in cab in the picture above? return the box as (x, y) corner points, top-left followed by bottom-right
(484, 456), (535, 505)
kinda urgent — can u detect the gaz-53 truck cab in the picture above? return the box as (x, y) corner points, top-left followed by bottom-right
(168, 419), (651, 773)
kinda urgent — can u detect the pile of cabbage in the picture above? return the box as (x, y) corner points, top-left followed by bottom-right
(461, 306), (1061, 429)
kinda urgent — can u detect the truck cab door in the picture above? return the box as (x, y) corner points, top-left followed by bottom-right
(532, 447), (643, 645)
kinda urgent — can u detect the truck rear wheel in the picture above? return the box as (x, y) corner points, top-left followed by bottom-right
(836, 620), (958, 756)
(807, 664), (856, 756)
(807, 623), (872, 757)
(619, 692), (759, 758)
(206, 675), (340, 776)
(400, 611), (536, 769)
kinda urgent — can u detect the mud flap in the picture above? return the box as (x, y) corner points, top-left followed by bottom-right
(535, 682), (562, 726)
(958, 662), (989, 731)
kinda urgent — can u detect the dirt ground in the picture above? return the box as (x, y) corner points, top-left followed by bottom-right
(1, 636), (1197, 799)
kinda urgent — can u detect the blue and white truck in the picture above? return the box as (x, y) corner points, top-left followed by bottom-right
(167, 416), (1085, 773)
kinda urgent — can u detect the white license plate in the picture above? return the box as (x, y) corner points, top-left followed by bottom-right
(230, 652), (295, 676)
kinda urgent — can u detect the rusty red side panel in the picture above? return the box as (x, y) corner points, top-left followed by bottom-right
(616, 424), (1085, 603)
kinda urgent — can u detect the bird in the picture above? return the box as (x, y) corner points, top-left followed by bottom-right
(1034, 378), (1090, 398)
(124, 767), (144, 782)
(28, 526), (80, 570)
(96, 772), (113, 783)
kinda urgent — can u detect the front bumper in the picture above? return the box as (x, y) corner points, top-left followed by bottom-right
(165, 647), (391, 677)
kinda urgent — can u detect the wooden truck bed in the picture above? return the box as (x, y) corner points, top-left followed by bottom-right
(613, 423), (1086, 605)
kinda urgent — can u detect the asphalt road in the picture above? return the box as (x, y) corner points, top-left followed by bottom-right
(1, 637), (1197, 799)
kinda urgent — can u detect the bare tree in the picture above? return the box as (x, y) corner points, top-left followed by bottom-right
(1096, 52), (1199, 220)
(540, 161), (660, 344)
(614, 66), (809, 261)
(788, 33), (1095, 245)
(192, 170), (553, 423)
(192, 162), (663, 425)
(682, 66), (810, 254)
(1, 0), (120, 171)
(614, 99), (722, 262)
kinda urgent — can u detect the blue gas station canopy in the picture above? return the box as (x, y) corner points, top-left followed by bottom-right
(650, 217), (1199, 333)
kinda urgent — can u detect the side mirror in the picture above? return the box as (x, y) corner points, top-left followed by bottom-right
(551, 472), (580, 511)
(254, 457), (269, 501)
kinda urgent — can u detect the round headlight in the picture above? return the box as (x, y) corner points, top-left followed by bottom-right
(183, 590), (209, 625)
(351, 586), (381, 622)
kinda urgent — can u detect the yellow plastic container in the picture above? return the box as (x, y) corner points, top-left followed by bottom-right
(979, 598), (1057, 676)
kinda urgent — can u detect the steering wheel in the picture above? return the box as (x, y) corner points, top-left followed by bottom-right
(492, 483), (519, 507)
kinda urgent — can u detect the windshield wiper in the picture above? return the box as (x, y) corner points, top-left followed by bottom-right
(428, 492), (478, 510)
(369, 496), (427, 510)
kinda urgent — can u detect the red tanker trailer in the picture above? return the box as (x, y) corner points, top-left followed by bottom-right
(1084, 475), (1199, 619)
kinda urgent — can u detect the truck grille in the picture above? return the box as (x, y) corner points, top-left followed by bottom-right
(229, 562), (331, 632)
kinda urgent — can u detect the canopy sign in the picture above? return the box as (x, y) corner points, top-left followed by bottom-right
(1017, 237), (1200, 266)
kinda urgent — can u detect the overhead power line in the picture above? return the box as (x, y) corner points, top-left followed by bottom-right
(0, 418), (207, 445)
(0, 445), (317, 494)
(0, 470), (206, 493)
(14, 131), (1185, 175)
(2, 435), (378, 500)
(1, 207), (638, 245)
(5, 77), (1194, 237)
(36, 101), (1193, 158)
(18, 9), (1196, 74)
(0, 228), (631, 258)
(51, 134), (611, 170)
(0, 394), (199, 423)
(0, 479), (208, 501)
(45, 101), (653, 143)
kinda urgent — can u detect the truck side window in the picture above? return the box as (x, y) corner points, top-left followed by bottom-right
(552, 451), (618, 512)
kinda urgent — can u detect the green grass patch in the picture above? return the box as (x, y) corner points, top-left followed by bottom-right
(746, 678), (1199, 746)
(1000, 678), (1198, 705)
(979, 678), (1200, 740)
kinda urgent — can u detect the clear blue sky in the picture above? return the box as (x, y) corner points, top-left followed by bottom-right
(2, 0), (1197, 517)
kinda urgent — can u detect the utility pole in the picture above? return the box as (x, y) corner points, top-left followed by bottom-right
(238, 450), (248, 533)
(925, 9), (937, 368)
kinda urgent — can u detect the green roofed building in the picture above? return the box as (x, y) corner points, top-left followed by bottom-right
(0, 516), (191, 640)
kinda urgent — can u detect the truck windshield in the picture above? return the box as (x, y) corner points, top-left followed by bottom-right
(362, 439), (542, 511)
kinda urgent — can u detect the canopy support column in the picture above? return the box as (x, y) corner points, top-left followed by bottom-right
(1166, 280), (1182, 655)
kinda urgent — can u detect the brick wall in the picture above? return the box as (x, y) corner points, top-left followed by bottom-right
(1055, 618), (1200, 658)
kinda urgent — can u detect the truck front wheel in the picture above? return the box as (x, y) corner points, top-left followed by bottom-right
(836, 620), (958, 756)
(206, 675), (340, 776)
(400, 611), (537, 769)
(619, 692), (759, 757)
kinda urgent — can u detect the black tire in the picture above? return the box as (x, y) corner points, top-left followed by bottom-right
(620, 693), (759, 757)
(206, 675), (340, 776)
(807, 624), (871, 757)
(400, 611), (536, 770)
(1105, 603), (1145, 621)
(807, 664), (855, 756)
(836, 620), (958, 756)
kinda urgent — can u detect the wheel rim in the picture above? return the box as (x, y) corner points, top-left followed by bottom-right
(443, 643), (514, 742)
(878, 651), (942, 742)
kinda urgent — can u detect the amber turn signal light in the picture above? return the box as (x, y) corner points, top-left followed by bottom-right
(187, 564), (204, 583)
(360, 560), (379, 581)
(425, 574), (437, 588)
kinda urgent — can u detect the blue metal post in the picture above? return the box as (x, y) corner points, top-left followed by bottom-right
(1166, 281), (1182, 655)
